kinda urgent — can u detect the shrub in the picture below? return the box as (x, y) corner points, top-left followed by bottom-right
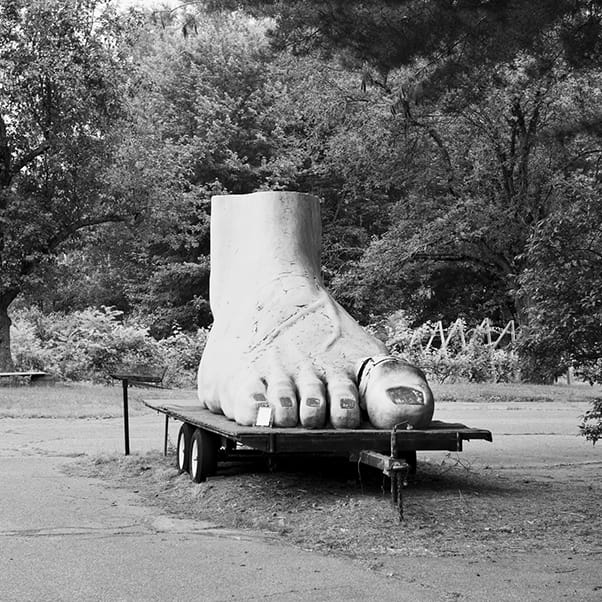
(10, 306), (207, 386)
(575, 358), (602, 386)
(158, 327), (208, 388)
(579, 399), (602, 445)
(370, 311), (519, 383)
(10, 315), (54, 371)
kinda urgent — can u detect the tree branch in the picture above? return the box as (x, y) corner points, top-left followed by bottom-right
(48, 213), (130, 251)
(0, 114), (11, 188)
(407, 248), (508, 276)
(19, 213), (131, 277)
(398, 103), (457, 196)
(405, 234), (513, 277)
(11, 141), (51, 175)
(572, 247), (602, 260)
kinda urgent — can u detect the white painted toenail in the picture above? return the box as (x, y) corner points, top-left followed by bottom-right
(339, 398), (356, 409)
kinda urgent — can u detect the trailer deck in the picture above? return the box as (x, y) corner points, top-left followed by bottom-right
(144, 398), (492, 519)
(144, 399), (492, 454)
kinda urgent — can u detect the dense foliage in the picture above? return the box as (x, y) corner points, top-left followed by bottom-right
(0, 0), (143, 369)
(370, 312), (519, 384)
(215, 0), (602, 380)
(1, 1), (601, 403)
(519, 182), (602, 383)
(580, 398), (602, 445)
(11, 307), (516, 386)
(11, 306), (206, 387)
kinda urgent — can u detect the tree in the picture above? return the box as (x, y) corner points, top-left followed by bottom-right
(113, 11), (286, 335)
(518, 175), (602, 383)
(49, 9), (401, 334)
(215, 1), (602, 80)
(220, 2), (602, 335)
(0, 0), (140, 369)
(330, 51), (602, 324)
(16, 0), (601, 387)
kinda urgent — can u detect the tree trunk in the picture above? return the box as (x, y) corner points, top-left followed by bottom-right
(513, 286), (532, 329)
(0, 292), (17, 371)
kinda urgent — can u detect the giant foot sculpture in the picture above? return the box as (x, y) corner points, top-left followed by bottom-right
(197, 191), (434, 429)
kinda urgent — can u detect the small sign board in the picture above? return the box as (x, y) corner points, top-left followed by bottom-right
(255, 404), (273, 427)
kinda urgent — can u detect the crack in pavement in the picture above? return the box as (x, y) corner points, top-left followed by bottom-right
(0, 519), (271, 543)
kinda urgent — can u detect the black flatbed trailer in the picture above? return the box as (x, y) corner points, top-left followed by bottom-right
(144, 399), (492, 519)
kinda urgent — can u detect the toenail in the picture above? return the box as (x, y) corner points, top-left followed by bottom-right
(387, 387), (424, 405)
(279, 396), (293, 408)
(253, 393), (267, 402)
(339, 398), (356, 409)
(306, 397), (321, 407)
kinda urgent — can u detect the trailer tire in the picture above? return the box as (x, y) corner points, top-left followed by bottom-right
(176, 423), (194, 474)
(190, 428), (218, 483)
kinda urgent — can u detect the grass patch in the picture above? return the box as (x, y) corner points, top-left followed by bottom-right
(0, 382), (195, 419)
(1, 381), (598, 419)
(431, 381), (602, 404)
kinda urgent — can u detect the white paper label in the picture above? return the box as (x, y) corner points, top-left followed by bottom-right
(256, 405), (273, 427)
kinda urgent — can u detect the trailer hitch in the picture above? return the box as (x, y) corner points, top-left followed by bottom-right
(356, 422), (413, 521)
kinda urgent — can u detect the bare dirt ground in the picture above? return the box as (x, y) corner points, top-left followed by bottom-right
(71, 397), (602, 601)
(2, 388), (601, 600)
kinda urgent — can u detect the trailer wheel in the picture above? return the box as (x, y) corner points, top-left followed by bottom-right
(190, 428), (218, 483)
(176, 423), (194, 474)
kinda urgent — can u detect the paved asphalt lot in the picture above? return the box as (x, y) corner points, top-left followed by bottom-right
(1, 398), (600, 601)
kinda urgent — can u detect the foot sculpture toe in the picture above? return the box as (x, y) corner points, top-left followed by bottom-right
(267, 377), (298, 427)
(327, 375), (361, 429)
(358, 356), (434, 429)
(233, 373), (270, 426)
(298, 370), (327, 428)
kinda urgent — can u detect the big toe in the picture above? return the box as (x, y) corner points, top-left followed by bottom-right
(358, 357), (434, 429)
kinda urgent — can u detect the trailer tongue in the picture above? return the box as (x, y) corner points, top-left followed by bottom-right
(144, 399), (492, 520)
